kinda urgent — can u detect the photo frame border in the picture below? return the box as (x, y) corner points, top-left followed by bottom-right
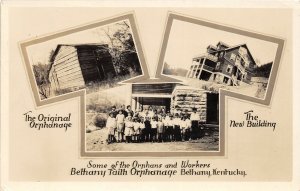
(19, 11), (285, 158)
(19, 12), (150, 107)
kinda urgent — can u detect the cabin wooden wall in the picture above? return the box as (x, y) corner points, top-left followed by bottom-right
(49, 46), (85, 91)
(76, 46), (115, 82)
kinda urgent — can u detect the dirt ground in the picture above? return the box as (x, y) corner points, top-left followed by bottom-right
(86, 127), (219, 152)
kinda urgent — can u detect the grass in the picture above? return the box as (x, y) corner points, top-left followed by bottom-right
(40, 72), (140, 99)
(85, 72), (139, 94)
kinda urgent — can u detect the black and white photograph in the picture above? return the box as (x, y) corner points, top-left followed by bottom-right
(27, 19), (143, 100)
(162, 19), (278, 99)
(85, 81), (219, 152)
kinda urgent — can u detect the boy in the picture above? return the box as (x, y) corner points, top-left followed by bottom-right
(165, 114), (174, 142)
(116, 110), (125, 142)
(151, 117), (158, 142)
(173, 113), (181, 141)
(144, 113), (152, 142)
(106, 112), (116, 144)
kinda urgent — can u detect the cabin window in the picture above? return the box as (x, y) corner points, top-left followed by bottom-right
(226, 65), (233, 73)
(230, 53), (236, 61)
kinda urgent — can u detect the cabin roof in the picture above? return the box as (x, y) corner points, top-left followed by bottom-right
(47, 43), (109, 77)
(49, 43), (109, 63)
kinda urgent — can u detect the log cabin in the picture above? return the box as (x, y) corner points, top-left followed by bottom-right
(48, 44), (115, 91)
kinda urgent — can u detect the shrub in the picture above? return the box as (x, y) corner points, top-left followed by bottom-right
(92, 113), (108, 128)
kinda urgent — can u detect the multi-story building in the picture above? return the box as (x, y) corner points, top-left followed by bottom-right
(186, 41), (257, 86)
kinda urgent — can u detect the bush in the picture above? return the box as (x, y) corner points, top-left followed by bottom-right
(86, 129), (92, 133)
(92, 113), (108, 128)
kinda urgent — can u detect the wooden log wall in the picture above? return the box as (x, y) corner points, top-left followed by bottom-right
(171, 88), (207, 122)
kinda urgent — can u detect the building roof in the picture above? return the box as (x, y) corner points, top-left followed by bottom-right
(49, 43), (109, 63)
(216, 41), (230, 48)
(209, 43), (257, 66)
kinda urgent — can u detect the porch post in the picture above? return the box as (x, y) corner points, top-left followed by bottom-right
(197, 58), (206, 79)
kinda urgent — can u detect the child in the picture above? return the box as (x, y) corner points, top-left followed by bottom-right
(124, 116), (134, 143)
(106, 112), (116, 144)
(144, 114), (152, 142)
(165, 114), (174, 142)
(184, 116), (191, 141)
(173, 113), (181, 141)
(133, 118), (141, 143)
(151, 117), (158, 142)
(157, 117), (165, 142)
(139, 118), (146, 142)
(116, 110), (125, 142)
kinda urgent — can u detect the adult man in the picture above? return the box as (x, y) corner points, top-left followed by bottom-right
(190, 108), (200, 140)
(126, 105), (134, 118)
(110, 106), (118, 118)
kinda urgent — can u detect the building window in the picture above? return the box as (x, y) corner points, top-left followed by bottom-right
(235, 56), (241, 65)
(230, 53), (236, 61)
(239, 47), (247, 57)
(216, 62), (221, 70)
(226, 65), (233, 73)
(223, 77), (229, 83)
(220, 52), (224, 57)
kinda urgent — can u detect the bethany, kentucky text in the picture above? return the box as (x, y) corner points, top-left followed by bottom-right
(23, 111), (72, 131)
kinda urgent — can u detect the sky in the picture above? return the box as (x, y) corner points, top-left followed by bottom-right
(164, 20), (278, 70)
(27, 19), (131, 65)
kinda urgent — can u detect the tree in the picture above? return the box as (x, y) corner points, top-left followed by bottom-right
(100, 21), (140, 76)
(33, 62), (51, 99)
(253, 62), (273, 78)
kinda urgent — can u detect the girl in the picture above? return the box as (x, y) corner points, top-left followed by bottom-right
(133, 118), (141, 143)
(106, 112), (116, 144)
(124, 116), (134, 143)
(116, 110), (125, 142)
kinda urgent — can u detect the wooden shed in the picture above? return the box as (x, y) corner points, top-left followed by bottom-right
(48, 44), (115, 91)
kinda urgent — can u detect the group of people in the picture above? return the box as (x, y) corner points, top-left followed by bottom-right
(105, 105), (204, 144)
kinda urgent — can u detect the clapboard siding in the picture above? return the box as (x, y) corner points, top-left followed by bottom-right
(49, 46), (85, 90)
(48, 44), (115, 91)
(54, 52), (78, 66)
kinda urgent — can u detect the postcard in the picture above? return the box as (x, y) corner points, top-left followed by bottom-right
(1, 3), (299, 191)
